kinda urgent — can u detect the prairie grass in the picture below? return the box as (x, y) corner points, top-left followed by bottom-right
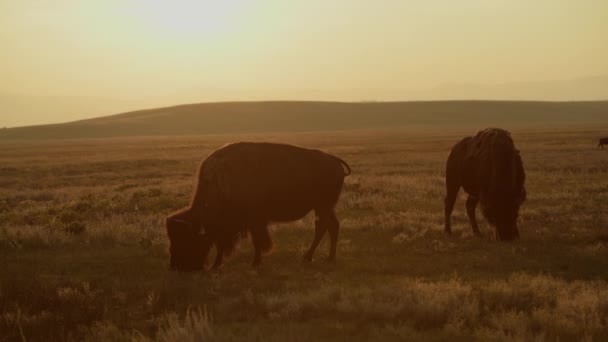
(1, 126), (607, 341)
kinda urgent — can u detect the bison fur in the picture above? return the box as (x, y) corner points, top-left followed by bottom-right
(444, 128), (526, 241)
(166, 142), (351, 271)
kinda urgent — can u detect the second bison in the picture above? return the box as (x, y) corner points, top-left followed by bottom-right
(444, 128), (526, 241)
(166, 142), (351, 271)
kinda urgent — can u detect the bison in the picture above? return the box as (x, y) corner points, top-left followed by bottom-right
(166, 142), (351, 271)
(598, 137), (608, 149)
(444, 128), (526, 241)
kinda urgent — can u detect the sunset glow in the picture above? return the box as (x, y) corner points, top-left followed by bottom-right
(127, 0), (246, 38)
(1, 0), (607, 126)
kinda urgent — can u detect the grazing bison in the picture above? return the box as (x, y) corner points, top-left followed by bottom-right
(598, 137), (608, 149)
(444, 128), (526, 241)
(166, 142), (351, 271)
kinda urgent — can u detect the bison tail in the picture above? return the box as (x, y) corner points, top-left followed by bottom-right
(332, 156), (352, 176)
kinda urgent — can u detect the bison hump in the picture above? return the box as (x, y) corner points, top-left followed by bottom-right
(194, 142), (344, 207)
(467, 128), (514, 160)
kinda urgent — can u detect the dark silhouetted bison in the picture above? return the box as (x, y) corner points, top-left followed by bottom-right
(166, 142), (351, 271)
(598, 137), (608, 149)
(444, 128), (526, 241)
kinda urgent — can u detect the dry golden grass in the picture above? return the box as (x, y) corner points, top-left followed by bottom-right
(1, 126), (607, 341)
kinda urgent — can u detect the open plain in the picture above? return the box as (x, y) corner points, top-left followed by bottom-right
(1, 125), (608, 341)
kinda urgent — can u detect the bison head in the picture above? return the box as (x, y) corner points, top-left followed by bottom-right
(483, 187), (526, 241)
(494, 221), (520, 241)
(165, 216), (212, 271)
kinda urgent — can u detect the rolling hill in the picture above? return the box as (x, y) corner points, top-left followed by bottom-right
(1, 100), (607, 140)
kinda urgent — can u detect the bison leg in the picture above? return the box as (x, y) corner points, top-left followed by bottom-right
(303, 207), (340, 263)
(465, 196), (482, 237)
(250, 223), (271, 267)
(444, 183), (460, 236)
(197, 234), (215, 271)
(303, 214), (328, 262)
(326, 213), (340, 262)
(211, 244), (223, 271)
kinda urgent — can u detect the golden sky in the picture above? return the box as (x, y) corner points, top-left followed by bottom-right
(1, 0), (607, 126)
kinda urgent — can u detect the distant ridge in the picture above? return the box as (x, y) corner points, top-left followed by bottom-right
(1, 100), (607, 140)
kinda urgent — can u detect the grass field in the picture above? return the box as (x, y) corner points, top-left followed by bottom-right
(1, 126), (608, 341)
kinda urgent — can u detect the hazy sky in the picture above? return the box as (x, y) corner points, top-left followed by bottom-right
(1, 0), (607, 126)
